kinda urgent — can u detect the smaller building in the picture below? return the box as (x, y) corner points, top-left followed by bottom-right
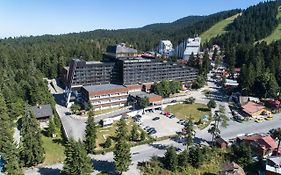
(128, 91), (163, 111)
(266, 156), (281, 175)
(237, 133), (277, 157)
(219, 162), (246, 175)
(157, 40), (174, 57)
(31, 104), (53, 122)
(241, 101), (266, 118)
(215, 137), (229, 149)
(81, 84), (130, 111)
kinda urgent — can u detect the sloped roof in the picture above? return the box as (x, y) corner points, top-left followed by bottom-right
(219, 162), (246, 175)
(242, 101), (265, 115)
(239, 134), (277, 150)
(31, 104), (53, 119)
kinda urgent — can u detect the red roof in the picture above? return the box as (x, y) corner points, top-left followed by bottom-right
(234, 68), (241, 73)
(242, 101), (265, 115)
(268, 100), (281, 105)
(240, 134), (277, 150)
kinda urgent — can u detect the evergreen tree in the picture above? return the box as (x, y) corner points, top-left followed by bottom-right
(201, 51), (210, 76)
(84, 115), (97, 154)
(230, 142), (252, 168)
(188, 52), (197, 68)
(140, 130), (146, 141)
(207, 99), (217, 109)
(0, 94), (22, 174)
(62, 139), (93, 175)
(130, 124), (139, 141)
(104, 137), (112, 148)
(178, 149), (189, 168)
(189, 145), (203, 168)
(184, 120), (195, 148)
(113, 118), (131, 174)
(47, 116), (56, 137)
(164, 146), (178, 172)
(19, 109), (44, 167)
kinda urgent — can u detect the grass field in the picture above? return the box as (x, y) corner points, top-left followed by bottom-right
(200, 13), (240, 44)
(94, 107), (121, 115)
(260, 7), (281, 44)
(164, 103), (211, 122)
(42, 135), (65, 165)
(96, 118), (147, 150)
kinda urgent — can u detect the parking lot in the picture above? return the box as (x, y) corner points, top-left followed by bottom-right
(136, 110), (184, 138)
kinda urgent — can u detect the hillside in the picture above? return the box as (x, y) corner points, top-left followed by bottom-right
(200, 13), (240, 44)
(260, 6), (281, 44)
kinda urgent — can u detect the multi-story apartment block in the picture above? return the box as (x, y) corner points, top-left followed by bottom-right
(157, 40), (174, 57)
(62, 44), (198, 106)
(175, 37), (201, 60)
(81, 84), (130, 110)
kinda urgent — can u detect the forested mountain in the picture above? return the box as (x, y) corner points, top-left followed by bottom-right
(206, 1), (281, 98)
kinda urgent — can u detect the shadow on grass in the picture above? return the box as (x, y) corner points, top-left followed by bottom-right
(38, 167), (60, 175)
(197, 108), (210, 112)
(92, 159), (115, 174)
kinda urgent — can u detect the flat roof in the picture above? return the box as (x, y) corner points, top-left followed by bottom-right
(129, 91), (159, 98)
(83, 84), (127, 92)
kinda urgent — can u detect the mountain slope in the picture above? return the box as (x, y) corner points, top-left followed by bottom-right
(260, 6), (281, 44)
(200, 13), (240, 44)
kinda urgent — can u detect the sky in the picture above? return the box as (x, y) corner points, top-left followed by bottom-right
(0, 0), (265, 38)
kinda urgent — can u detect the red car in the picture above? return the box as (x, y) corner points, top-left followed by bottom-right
(164, 112), (170, 117)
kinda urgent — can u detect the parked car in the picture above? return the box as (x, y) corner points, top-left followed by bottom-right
(169, 115), (175, 119)
(265, 116), (273, 120)
(148, 129), (157, 135)
(65, 112), (72, 115)
(171, 100), (177, 103)
(152, 117), (160, 121)
(255, 118), (264, 123)
(144, 126), (150, 131)
(177, 119), (184, 124)
(147, 127), (155, 132)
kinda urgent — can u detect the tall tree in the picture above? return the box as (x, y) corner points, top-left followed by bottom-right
(113, 118), (131, 174)
(184, 120), (195, 149)
(47, 116), (56, 137)
(130, 124), (139, 141)
(84, 114), (97, 154)
(189, 145), (203, 168)
(164, 146), (178, 172)
(62, 139), (93, 175)
(19, 109), (44, 167)
(0, 94), (22, 174)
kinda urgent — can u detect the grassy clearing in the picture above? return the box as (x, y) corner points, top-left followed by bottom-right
(164, 103), (211, 122)
(260, 7), (281, 44)
(96, 118), (150, 151)
(94, 107), (121, 115)
(200, 13), (240, 44)
(42, 135), (65, 165)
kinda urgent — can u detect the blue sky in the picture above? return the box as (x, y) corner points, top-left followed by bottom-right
(0, 0), (264, 38)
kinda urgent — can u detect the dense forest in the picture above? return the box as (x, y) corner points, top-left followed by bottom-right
(0, 9), (239, 111)
(205, 1), (281, 98)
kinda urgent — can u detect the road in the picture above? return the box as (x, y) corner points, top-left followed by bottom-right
(30, 77), (281, 175)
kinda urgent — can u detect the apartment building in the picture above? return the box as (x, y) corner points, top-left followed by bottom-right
(175, 37), (201, 60)
(81, 84), (130, 110)
(62, 44), (198, 107)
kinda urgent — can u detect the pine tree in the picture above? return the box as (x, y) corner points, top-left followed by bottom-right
(0, 94), (23, 174)
(47, 116), (56, 137)
(84, 115), (97, 154)
(184, 120), (195, 148)
(178, 149), (189, 168)
(20, 109), (44, 167)
(189, 145), (203, 168)
(62, 139), (93, 175)
(130, 124), (139, 141)
(164, 146), (178, 172)
(114, 118), (131, 174)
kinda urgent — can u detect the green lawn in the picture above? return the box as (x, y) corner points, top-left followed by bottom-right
(42, 135), (65, 165)
(260, 7), (281, 44)
(96, 118), (149, 150)
(94, 107), (121, 115)
(164, 103), (211, 122)
(200, 13), (240, 44)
